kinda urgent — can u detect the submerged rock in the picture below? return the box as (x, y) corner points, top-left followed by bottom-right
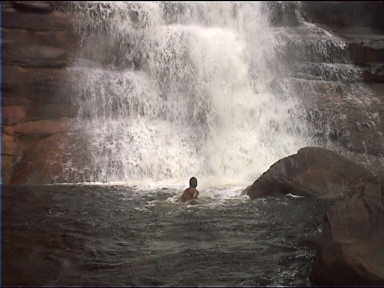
(245, 147), (375, 200)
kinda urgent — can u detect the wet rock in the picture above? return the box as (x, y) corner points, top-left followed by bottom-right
(2, 155), (15, 184)
(3, 134), (20, 156)
(12, 1), (53, 13)
(310, 177), (384, 285)
(283, 8), (384, 158)
(245, 147), (375, 199)
(3, 105), (27, 125)
(362, 63), (384, 83)
(347, 39), (384, 65)
(3, 66), (75, 105)
(10, 132), (93, 184)
(4, 43), (69, 68)
(3, 10), (72, 31)
(27, 104), (77, 121)
(2, 134), (22, 184)
(286, 76), (384, 157)
(3, 96), (31, 106)
(6, 119), (72, 137)
(300, 2), (384, 32)
(266, 2), (300, 27)
(3, 29), (76, 50)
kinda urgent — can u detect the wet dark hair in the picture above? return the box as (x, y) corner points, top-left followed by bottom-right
(189, 177), (197, 188)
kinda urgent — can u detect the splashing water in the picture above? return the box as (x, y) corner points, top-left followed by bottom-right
(68, 2), (313, 187)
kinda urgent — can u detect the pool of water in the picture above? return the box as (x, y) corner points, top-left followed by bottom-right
(3, 184), (326, 286)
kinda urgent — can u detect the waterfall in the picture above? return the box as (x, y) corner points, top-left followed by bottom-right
(68, 2), (313, 185)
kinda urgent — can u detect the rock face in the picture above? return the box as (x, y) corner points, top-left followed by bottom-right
(277, 1), (384, 158)
(4, 44), (69, 68)
(10, 132), (93, 184)
(2, 1), (79, 184)
(13, 1), (54, 13)
(310, 177), (384, 285)
(246, 147), (376, 200)
(245, 147), (384, 284)
(300, 2), (384, 33)
(5, 119), (72, 137)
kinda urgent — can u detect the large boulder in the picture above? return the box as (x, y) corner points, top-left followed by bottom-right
(245, 146), (384, 284)
(245, 147), (375, 200)
(310, 177), (384, 285)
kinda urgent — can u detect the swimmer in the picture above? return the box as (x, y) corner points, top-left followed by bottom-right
(180, 177), (199, 202)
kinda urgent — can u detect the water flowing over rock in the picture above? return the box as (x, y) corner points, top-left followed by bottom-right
(4, 1), (384, 184)
(66, 2), (311, 184)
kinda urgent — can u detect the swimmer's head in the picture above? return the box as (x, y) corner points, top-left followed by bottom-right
(189, 177), (197, 188)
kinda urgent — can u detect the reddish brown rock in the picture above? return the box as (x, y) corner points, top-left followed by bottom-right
(3, 105), (27, 125)
(245, 147), (375, 200)
(3, 134), (20, 156)
(2, 134), (22, 184)
(3, 96), (31, 106)
(2, 155), (15, 184)
(8, 118), (72, 137)
(3, 29), (77, 50)
(12, 1), (53, 13)
(3, 66), (75, 105)
(27, 104), (77, 121)
(3, 10), (72, 31)
(10, 133), (93, 184)
(4, 43), (69, 68)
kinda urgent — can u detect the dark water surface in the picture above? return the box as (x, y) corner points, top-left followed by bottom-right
(3, 185), (326, 286)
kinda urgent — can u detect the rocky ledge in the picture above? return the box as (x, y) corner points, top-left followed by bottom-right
(244, 147), (384, 285)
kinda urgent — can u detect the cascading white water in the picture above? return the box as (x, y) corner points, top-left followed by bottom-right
(68, 2), (313, 186)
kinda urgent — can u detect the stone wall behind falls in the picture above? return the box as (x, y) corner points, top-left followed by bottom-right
(2, 1), (80, 183)
(2, 1), (384, 184)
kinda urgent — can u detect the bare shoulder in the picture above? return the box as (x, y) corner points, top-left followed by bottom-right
(180, 187), (193, 202)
